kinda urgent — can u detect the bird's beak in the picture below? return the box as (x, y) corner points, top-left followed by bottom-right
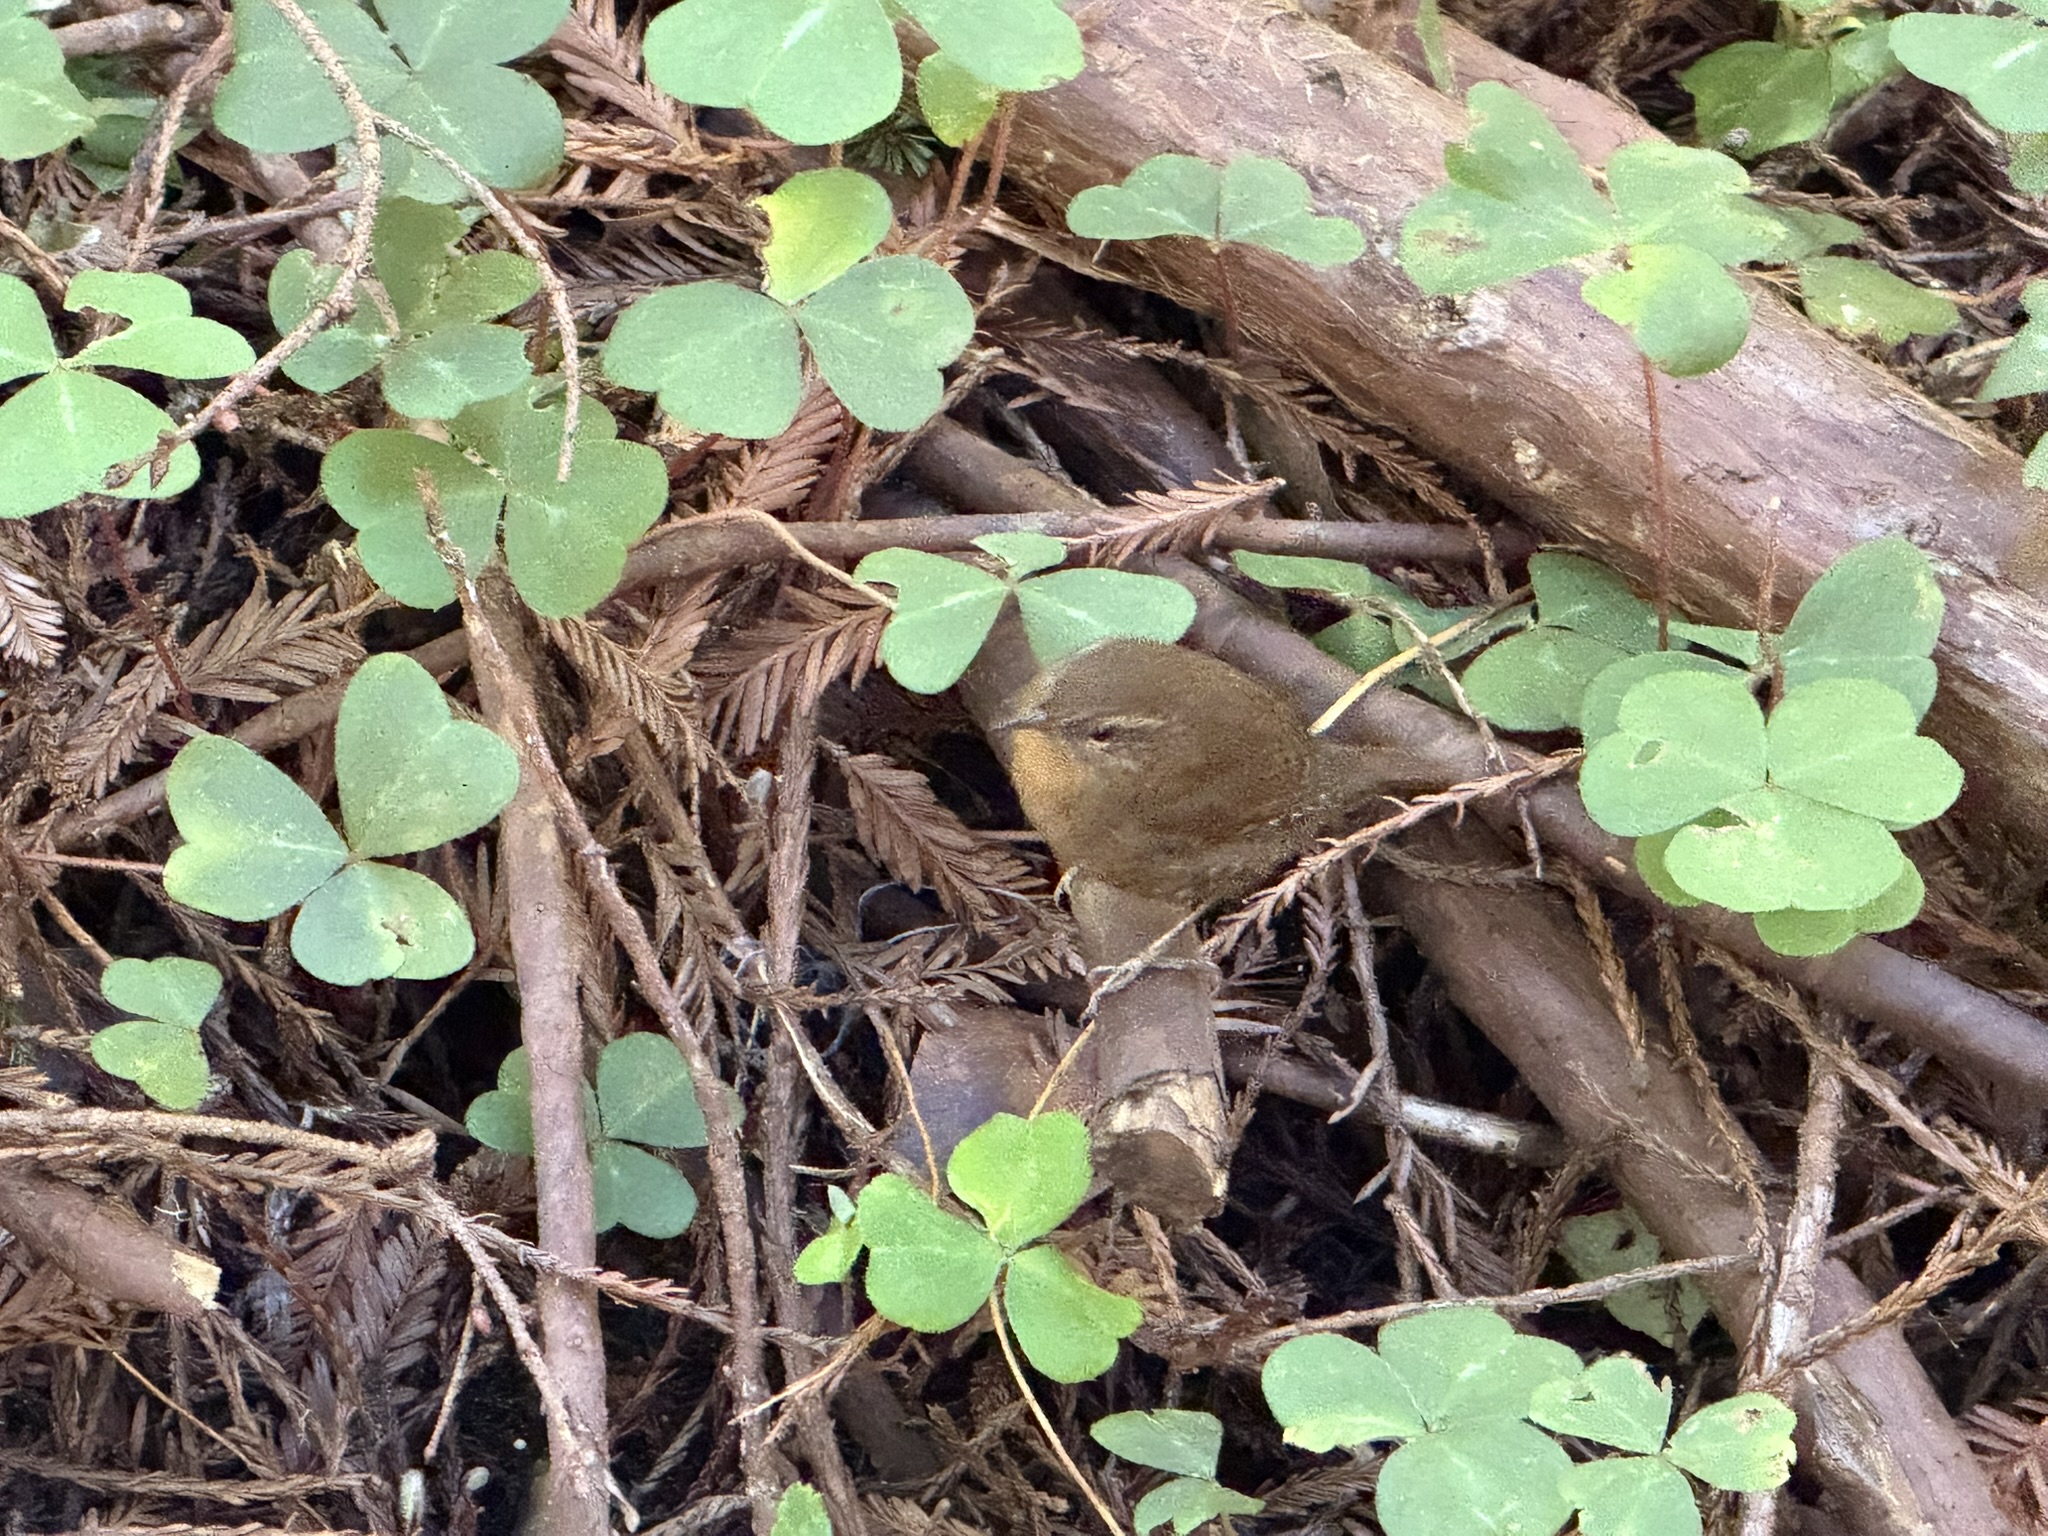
(991, 707), (1047, 732)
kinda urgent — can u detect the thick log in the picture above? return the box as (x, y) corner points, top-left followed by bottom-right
(1003, 2), (2048, 847)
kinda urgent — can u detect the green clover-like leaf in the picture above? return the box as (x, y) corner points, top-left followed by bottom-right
(946, 1111), (1091, 1249)
(760, 168), (893, 305)
(898, 0), (1083, 94)
(1528, 1357), (1673, 1455)
(320, 429), (503, 608)
(1069, 155), (1222, 243)
(1683, 41), (1835, 158)
(0, 370), (201, 518)
(1560, 1456), (1702, 1536)
(855, 1173), (1004, 1332)
(1015, 570), (1198, 666)
(1800, 256), (1959, 345)
(1131, 1478), (1264, 1536)
(854, 547), (1009, 693)
(1462, 627), (1630, 731)
(1217, 156), (1364, 266)
(291, 861), (476, 984)
(796, 255), (976, 431)
(1091, 1410), (1224, 1480)
(604, 281), (804, 440)
(973, 530), (1067, 578)
(1779, 536), (1942, 715)
(91, 1019), (211, 1111)
(1261, 1333), (1425, 1452)
(1579, 670), (1767, 836)
(0, 12), (96, 159)
(1583, 242), (1752, 377)
(101, 956), (222, 1032)
(1663, 1392), (1798, 1491)
(1376, 1307), (1581, 1428)
(1766, 678), (1961, 824)
(335, 653), (520, 859)
(596, 1032), (707, 1149)
(67, 272), (256, 379)
(1530, 550), (1657, 650)
(1399, 82), (1619, 294)
(163, 735), (349, 921)
(916, 52), (1000, 147)
(1981, 280), (2048, 402)
(1752, 859), (1925, 955)
(0, 273), (58, 385)
(1579, 651), (1748, 744)
(453, 386), (668, 619)
(1554, 1208), (1711, 1347)
(1002, 1243), (1143, 1383)
(794, 1204), (864, 1285)
(1374, 1421), (1574, 1536)
(465, 1046), (537, 1155)
(593, 1139), (699, 1238)
(1662, 784), (1905, 912)
(1891, 13), (2048, 134)
(1608, 142), (1833, 265)
(642, 0), (902, 146)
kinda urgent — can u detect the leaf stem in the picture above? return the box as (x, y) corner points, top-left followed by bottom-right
(988, 1283), (1127, 1536)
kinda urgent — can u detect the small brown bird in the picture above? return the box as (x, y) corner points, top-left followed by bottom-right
(1001, 638), (1385, 906)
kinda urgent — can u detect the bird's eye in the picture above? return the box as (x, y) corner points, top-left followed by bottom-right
(1087, 724), (1119, 745)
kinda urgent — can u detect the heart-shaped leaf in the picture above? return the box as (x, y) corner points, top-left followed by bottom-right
(854, 547), (1009, 693)
(1014, 569), (1198, 665)
(466, 1046), (536, 1155)
(1462, 627), (1630, 731)
(1374, 1421), (1574, 1536)
(1582, 243), (1752, 377)
(0, 13), (96, 160)
(268, 250), (392, 394)
(854, 1173), (1003, 1332)
(596, 1032), (706, 1149)
(1682, 40), (1834, 158)
(455, 388), (668, 619)
(101, 956), (222, 1031)
(1378, 1307), (1581, 1427)
(91, 1019), (211, 1111)
(593, 1139), (699, 1238)
(292, 861), (477, 984)
(1752, 859), (1925, 955)
(335, 653), (519, 859)
(1607, 142), (1824, 265)
(1579, 670), (1767, 836)
(794, 1208), (863, 1285)
(1067, 155), (1221, 242)
(0, 273), (58, 386)
(1767, 679), (1961, 825)
(796, 256), (976, 431)
(759, 168), (893, 305)
(321, 428), (504, 609)
(164, 735), (349, 920)
(603, 281), (804, 440)
(1002, 1243), (1143, 1383)
(1530, 552), (1657, 649)
(1400, 82), (1619, 294)
(973, 530), (1067, 579)
(1891, 13), (2048, 133)
(1131, 1478), (1264, 1536)
(642, 0), (901, 146)
(1555, 1209), (1711, 1347)
(1663, 784), (1904, 912)
(1779, 535), (1942, 717)
(1090, 1410), (1224, 1479)
(0, 371), (201, 518)
(1528, 1357), (1673, 1454)
(1664, 1393), (1798, 1491)
(380, 323), (532, 419)
(1981, 280), (2048, 402)
(915, 52), (1000, 147)
(1560, 1456), (1702, 1536)
(68, 272), (255, 379)
(1261, 1333), (1425, 1451)
(1218, 156), (1363, 266)
(898, 0), (1084, 93)
(1580, 651), (1747, 744)
(1799, 257), (1958, 345)
(946, 1111), (1092, 1248)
